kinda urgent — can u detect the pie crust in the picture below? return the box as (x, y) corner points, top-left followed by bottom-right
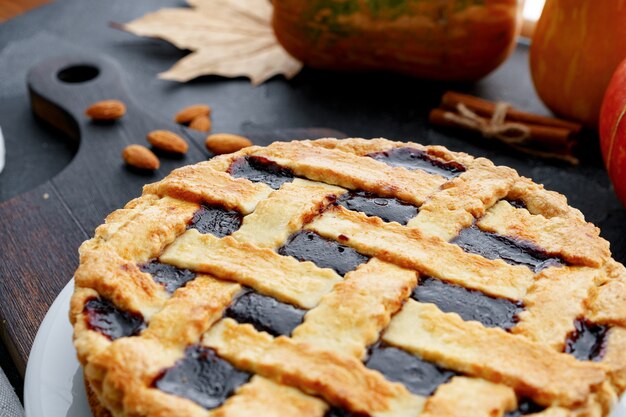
(70, 138), (626, 417)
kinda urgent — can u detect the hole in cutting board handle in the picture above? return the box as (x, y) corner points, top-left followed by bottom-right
(57, 65), (100, 84)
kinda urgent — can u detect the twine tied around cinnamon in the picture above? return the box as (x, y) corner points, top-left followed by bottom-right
(429, 91), (581, 165)
(443, 102), (531, 144)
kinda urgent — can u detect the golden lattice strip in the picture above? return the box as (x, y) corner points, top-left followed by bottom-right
(100, 194), (160, 233)
(383, 301), (606, 407)
(309, 137), (416, 157)
(308, 206), (533, 300)
(513, 267), (599, 351)
(477, 201), (609, 267)
(142, 276), (240, 347)
(292, 258), (417, 359)
(586, 260), (626, 327)
(134, 389), (210, 417)
(586, 262), (626, 393)
(508, 177), (585, 221)
(74, 212), (179, 367)
(232, 179), (345, 249)
(205, 146), (260, 172)
(70, 287), (112, 364)
(421, 376), (516, 417)
(144, 162), (272, 214)
(160, 229), (341, 309)
(203, 319), (425, 417)
(92, 195), (199, 263)
(217, 259), (417, 416)
(75, 248), (167, 317)
(251, 141), (446, 206)
(407, 162), (516, 240)
(308, 138), (477, 167)
(86, 338), (190, 416)
(214, 376), (327, 417)
(603, 327), (626, 392)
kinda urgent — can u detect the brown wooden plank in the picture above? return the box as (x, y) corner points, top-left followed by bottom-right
(0, 0), (51, 22)
(0, 182), (87, 376)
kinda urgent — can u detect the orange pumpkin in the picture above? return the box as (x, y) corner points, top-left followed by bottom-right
(530, 0), (626, 128)
(272, 0), (521, 81)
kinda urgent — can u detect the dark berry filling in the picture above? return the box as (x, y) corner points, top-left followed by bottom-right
(505, 199), (528, 209)
(139, 261), (197, 294)
(154, 345), (251, 410)
(228, 156), (295, 189)
(564, 319), (608, 361)
(365, 344), (456, 396)
(412, 278), (522, 330)
(84, 298), (145, 340)
(324, 408), (366, 417)
(452, 225), (564, 272)
(336, 191), (419, 225)
(225, 288), (306, 337)
(505, 398), (545, 417)
(367, 147), (465, 179)
(188, 204), (242, 237)
(278, 230), (370, 276)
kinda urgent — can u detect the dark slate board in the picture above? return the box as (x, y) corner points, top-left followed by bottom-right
(0, 0), (624, 389)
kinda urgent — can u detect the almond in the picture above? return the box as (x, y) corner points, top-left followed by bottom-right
(188, 115), (212, 132)
(122, 145), (160, 170)
(205, 133), (253, 155)
(175, 104), (211, 124)
(85, 100), (126, 121)
(147, 130), (189, 154)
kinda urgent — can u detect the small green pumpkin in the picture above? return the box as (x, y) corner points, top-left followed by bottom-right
(272, 0), (521, 80)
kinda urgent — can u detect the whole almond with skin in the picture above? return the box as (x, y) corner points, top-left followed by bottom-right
(188, 115), (212, 132)
(147, 130), (189, 154)
(205, 133), (253, 155)
(175, 104), (211, 124)
(85, 100), (126, 121)
(122, 145), (160, 170)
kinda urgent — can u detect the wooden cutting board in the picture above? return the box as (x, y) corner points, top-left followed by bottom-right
(0, 53), (344, 376)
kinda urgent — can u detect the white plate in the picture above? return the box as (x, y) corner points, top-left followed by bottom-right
(0, 126), (6, 174)
(24, 279), (626, 417)
(24, 280), (91, 417)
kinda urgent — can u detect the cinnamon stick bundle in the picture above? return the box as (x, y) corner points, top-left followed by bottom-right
(440, 92), (582, 133)
(429, 91), (582, 164)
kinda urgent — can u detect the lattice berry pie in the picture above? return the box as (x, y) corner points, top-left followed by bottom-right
(71, 138), (626, 417)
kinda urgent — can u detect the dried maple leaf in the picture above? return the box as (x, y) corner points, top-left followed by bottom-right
(120, 0), (303, 85)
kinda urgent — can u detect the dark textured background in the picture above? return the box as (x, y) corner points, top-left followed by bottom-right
(1, 0), (625, 399)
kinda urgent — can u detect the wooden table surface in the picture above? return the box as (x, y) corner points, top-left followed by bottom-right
(0, 0), (50, 22)
(0, 0), (624, 402)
